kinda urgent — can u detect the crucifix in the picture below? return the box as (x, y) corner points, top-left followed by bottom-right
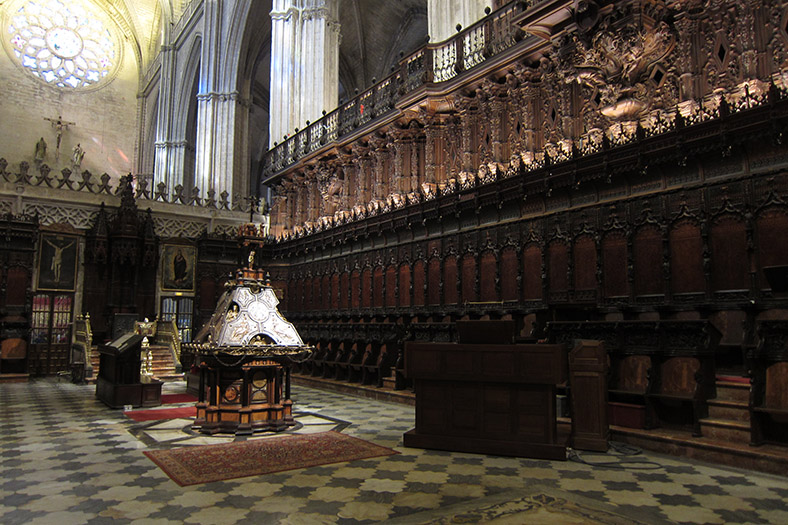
(43, 115), (75, 160)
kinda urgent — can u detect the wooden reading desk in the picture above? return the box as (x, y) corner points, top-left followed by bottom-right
(403, 320), (567, 460)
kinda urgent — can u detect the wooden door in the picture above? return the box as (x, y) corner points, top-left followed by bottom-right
(29, 293), (73, 376)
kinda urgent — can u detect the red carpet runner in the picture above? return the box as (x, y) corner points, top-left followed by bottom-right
(125, 406), (196, 421)
(144, 431), (399, 486)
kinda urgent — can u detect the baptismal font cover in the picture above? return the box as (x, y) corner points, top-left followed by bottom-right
(184, 246), (312, 435)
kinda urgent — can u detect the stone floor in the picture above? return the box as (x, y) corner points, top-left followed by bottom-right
(2, 378), (788, 524)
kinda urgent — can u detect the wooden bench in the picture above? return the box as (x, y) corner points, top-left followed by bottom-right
(547, 320), (720, 435)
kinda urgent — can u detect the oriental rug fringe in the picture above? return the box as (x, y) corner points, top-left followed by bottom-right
(144, 431), (399, 486)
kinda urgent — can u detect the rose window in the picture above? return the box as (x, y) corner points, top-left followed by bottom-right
(3, 0), (120, 89)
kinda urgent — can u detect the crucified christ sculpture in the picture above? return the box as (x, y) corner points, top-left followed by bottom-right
(43, 115), (75, 160)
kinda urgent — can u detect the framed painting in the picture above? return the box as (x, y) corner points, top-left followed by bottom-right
(161, 245), (196, 292)
(36, 233), (78, 292)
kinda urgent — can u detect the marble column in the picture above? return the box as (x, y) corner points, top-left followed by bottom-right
(427, 0), (491, 43)
(269, 0), (340, 147)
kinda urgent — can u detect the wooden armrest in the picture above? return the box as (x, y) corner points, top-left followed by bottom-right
(753, 405), (788, 415)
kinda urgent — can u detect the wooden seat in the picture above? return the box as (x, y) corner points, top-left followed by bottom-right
(751, 361), (788, 445)
(647, 356), (708, 436)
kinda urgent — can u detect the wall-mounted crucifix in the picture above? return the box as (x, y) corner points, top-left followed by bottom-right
(43, 115), (75, 160)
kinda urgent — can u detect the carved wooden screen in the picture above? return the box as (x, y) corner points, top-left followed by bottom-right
(331, 273), (340, 309)
(756, 210), (788, 290)
(444, 256), (458, 304)
(547, 241), (569, 299)
(480, 251), (497, 302)
(573, 235), (597, 299)
(340, 271), (350, 309)
(633, 226), (664, 296)
(350, 270), (360, 308)
(601, 233), (628, 298)
(710, 216), (748, 291)
(428, 258), (441, 305)
(522, 244), (543, 301)
(461, 254), (477, 304)
(362, 268), (373, 307)
(373, 267), (384, 307)
(412, 260), (427, 306)
(385, 266), (397, 307)
(322, 274), (331, 310)
(669, 221), (704, 294)
(5, 266), (29, 306)
(500, 247), (518, 301)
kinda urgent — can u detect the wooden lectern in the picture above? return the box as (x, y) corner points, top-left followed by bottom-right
(96, 333), (162, 408)
(403, 320), (567, 460)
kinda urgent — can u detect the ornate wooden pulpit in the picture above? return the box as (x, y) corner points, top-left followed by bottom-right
(403, 320), (568, 460)
(185, 260), (312, 436)
(96, 332), (162, 408)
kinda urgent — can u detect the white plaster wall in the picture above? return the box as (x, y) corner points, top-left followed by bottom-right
(0, 36), (139, 182)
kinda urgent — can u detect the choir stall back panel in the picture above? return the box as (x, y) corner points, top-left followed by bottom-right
(403, 342), (567, 460)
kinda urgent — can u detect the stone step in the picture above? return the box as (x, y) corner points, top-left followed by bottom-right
(700, 418), (751, 443)
(715, 380), (750, 403)
(707, 399), (750, 423)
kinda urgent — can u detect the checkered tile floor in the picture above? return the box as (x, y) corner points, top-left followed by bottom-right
(2, 378), (788, 524)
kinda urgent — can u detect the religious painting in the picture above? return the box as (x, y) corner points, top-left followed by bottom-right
(36, 233), (78, 292)
(161, 245), (196, 292)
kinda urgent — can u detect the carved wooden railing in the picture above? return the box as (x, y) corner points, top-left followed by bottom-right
(72, 313), (95, 379)
(263, 1), (529, 177)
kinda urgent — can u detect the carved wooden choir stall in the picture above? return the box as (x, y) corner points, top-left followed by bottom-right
(184, 260), (312, 435)
(403, 320), (568, 460)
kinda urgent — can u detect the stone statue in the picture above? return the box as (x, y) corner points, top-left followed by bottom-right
(34, 137), (46, 165)
(72, 143), (84, 169)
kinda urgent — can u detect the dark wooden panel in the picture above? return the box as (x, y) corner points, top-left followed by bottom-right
(373, 267), (384, 308)
(523, 245), (542, 300)
(670, 222), (704, 293)
(547, 242), (569, 293)
(633, 226), (664, 296)
(399, 264), (411, 307)
(331, 274), (340, 309)
(351, 270), (360, 309)
(573, 236), (597, 292)
(480, 252), (497, 302)
(500, 247), (518, 301)
(385, 266), (397, 307)
(461, 255), (477, 303)
(444, 257), (458, 305)
(5, 267), (29, 306)
(757, 211), (788, 289)
(710, 217), (748, 291)
(413, 261), (425, 306)
(361, 268), (372, 308)
(428, 258), (440, 305)
(340, 272), (350, 309)
(322, 275), (331, 310)
(602, 233), (628, 298)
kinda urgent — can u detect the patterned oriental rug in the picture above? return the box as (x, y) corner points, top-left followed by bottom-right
(144, 431), (399, 486)
(125, 406), (196, 422)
